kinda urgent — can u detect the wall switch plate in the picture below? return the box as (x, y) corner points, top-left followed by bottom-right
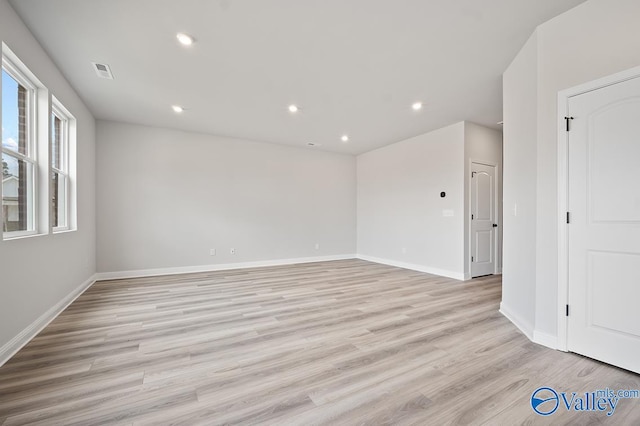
(315, 243), (320, 250)
(209, 249), (216, 256)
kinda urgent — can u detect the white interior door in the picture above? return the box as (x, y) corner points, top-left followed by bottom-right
(567, 75), (640, 374)
(471, 163), (496, 278)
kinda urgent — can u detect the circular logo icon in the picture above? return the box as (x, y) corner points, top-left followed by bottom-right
(531, 387), (560, 416)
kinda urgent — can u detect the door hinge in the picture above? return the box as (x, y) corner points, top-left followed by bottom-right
(566, 304), (570, 317)
(471, 171), (476, 178)
(566, 212), (570, 224)
(471, 256), (474, 262)
(565, 116), (574, 131)
(471, 214), (474, 220)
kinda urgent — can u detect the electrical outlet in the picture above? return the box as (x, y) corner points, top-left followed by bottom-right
(230, 248), (236, 255)
(209, 249), (216, 256)
(315, 243), (320, 250)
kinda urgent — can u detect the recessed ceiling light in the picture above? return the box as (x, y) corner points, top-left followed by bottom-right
(172, 105), (184, 113)
(176, 33), (195, 46)
(288, 104), (299, 113)
(341, 135), (349, 142)
(412, 102), (423, 111)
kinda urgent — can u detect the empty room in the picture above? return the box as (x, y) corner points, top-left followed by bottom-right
(1, 0), (640, 424)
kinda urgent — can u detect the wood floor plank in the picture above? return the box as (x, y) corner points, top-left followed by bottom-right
(1, 259), (639, 425)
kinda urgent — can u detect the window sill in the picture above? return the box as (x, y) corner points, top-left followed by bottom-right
(2, 231), (45, 241)
(53, 228), (76, 235)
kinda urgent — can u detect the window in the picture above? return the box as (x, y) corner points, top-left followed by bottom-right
(1, 44), (76, 239)
(2, 61), (36, 236)
(51, 99), (70, 231)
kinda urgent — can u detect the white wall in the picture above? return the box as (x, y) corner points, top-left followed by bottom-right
(96, 121), (356, 275)
(0, 0), (96, 360)
(464, 122), (503, 277)
(535, 0), (640, 337)
(357, 121), (502, 280)
(502, 0), (640, 342)
(501, 32), (538, 335)
(357, 122), (466, 279)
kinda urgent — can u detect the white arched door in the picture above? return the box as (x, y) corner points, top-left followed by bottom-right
(566, 74), (640, 374)
(470, 163), (496, 278)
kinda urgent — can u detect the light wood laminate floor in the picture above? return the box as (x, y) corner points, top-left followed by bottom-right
(1, 259), (639, 425)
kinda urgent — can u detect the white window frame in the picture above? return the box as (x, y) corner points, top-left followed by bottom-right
(51, 98), (70, 232)
(2, 54), (38, 239)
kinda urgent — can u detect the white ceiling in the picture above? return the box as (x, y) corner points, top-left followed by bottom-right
(10, 0), (586, 155)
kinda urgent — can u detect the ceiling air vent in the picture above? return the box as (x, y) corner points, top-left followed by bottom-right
(92, 62), (114, 79)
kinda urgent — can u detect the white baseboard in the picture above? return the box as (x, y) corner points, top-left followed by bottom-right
(356, 254), (465, 281)
(499, 303), (559, 350)
(0, 274), (97, 367)
(533, 329), (558, 350)
(95, 254), (357, 281)
(499, 302), (534, 341)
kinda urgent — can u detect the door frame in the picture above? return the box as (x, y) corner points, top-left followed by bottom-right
(468, 159), (499, 278)
(557, 64), (640, 352)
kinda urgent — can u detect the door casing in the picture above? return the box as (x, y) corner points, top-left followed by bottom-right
(469, 159), (499, 278)
(557, 64), (640, 352)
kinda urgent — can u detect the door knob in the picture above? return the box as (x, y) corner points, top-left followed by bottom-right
(492, 224), (498, 228)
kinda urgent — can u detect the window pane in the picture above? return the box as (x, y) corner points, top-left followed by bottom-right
(2, 152), (32, 232)
(52, 172), (67, 228)
(2, 69), (28, 156)
(52, 114), (61, 169)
